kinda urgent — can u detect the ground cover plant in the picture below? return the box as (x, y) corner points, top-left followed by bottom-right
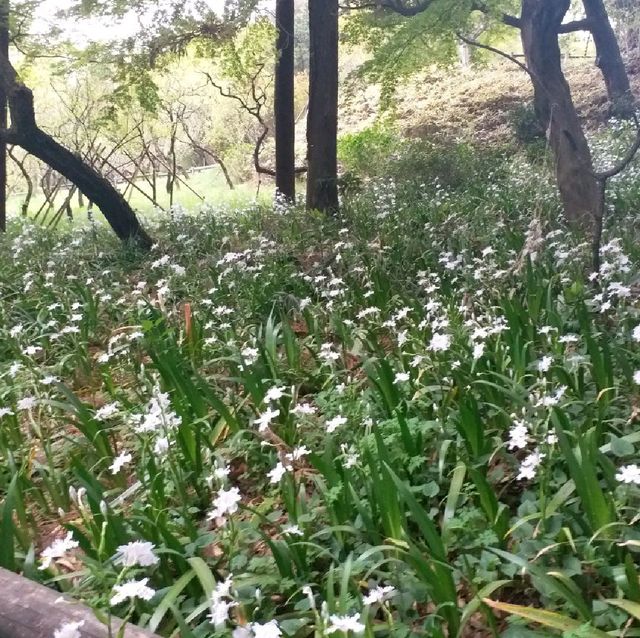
(2, 141), (640, 638)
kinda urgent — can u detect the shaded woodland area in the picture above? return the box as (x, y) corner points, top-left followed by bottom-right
(2, 2), (640, 638)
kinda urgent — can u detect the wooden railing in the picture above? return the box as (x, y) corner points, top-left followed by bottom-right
(0, 568), (161, 638)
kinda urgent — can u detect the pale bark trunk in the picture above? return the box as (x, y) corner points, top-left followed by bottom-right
(582, 0), (634, 114)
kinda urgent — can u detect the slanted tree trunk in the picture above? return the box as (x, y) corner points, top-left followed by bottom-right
(275, 0), (296, 200)
(582, 0), (634, 114)
(0, 0), (8, 232)
(0, 53), (152, 248)
(520, 0), (600, 230)
(306, 0), (339, 214)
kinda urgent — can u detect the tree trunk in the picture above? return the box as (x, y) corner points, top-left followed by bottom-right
(0, 0), (8, 232)
(0, 55), (152, 248)
(306, 0), (339, 214)
(520, 0), (600, 230)
(275, 0), (296, 200)
(582, 0), (634, 114)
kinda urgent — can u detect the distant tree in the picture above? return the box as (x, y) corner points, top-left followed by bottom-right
(307, 0), (339, 214)
(275, 0), (296, 200)
(581, 0), (634, 114)
(611, 0), (640, 60)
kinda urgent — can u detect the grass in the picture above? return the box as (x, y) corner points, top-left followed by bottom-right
(1, 138), (640, 638)
(7, 166), (270, 226)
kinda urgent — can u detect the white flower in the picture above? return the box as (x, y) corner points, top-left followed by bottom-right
(633, 370), (640, 385)
(616, 464), (640, 485)
(209, 487), (242, 521)
(472, 342), (485, 360)
(154, 437), (170, 456)
(282, 524), (304, 536)
(0, 407), (14, 418)
(209, 575), (236, 626)
(110, 578), (155, 606)
(319, 343), (341, 363)
(537, 356), (553, 373)
(17, 396), (37, 411)
(250, 620), (282, 638)
(109, 452), (132, 475)
(53, 621), (85, 638)
(241, 347), (259, 365)
(264, 386), (285, 403)
(327, 613), (365, 634)
(8, 362), (22, 377)
(394, 372), (410, 384)
(41, 375), (60, 386)
(22, 345), (42, 356)
(429, 333), (451, 352)
(517, 450), (545, 481)
(95, 402), (120, 420)
(40, 532), (79, 570)
(363, 585), (396, 605)
(209, 597), (236, 626)
(214, 462), (231, 479)
(9, 324), (24, 338)
(268, 462), (291, 484)
(326, 415), (347, 434)
(254, 407), (280, 432)
(291, 403), (317, 416)
(633, 325), (640, 342)
(538, 385), (567, 408)
(113, 541), (159, 567)
(287, 446), (310, 461)
(344, 453), (359, 468)
(507, 421), (529, 450)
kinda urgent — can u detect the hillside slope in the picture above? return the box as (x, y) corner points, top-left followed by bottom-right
(340, 56), (640, 145)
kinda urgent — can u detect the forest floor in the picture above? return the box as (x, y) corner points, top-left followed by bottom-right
(2, 137), (640, 636)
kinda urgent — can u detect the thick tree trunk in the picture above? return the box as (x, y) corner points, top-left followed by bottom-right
(582, 0), (634, 114)
(521, 0), (600, 230)
(306, 0), (339, 214)
(275, 0), (296, 200)
(0, 55), (152, 248)
(0, 0), (8, 232)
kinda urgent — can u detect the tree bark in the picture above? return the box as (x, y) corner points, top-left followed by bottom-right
(0, 567), (159, 638)
(0, 0), (8, 232)
(520, 0), (600, 230)
(306, 0), (339, 214)
(0, 53), (152, 248)
(275, 0), (296, 200)
(582, 0), (634, 114)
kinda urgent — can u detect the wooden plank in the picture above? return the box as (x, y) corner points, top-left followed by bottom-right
(0, 568), (161, 638)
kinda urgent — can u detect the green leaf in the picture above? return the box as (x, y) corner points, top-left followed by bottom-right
(482, 600), (609, 637)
